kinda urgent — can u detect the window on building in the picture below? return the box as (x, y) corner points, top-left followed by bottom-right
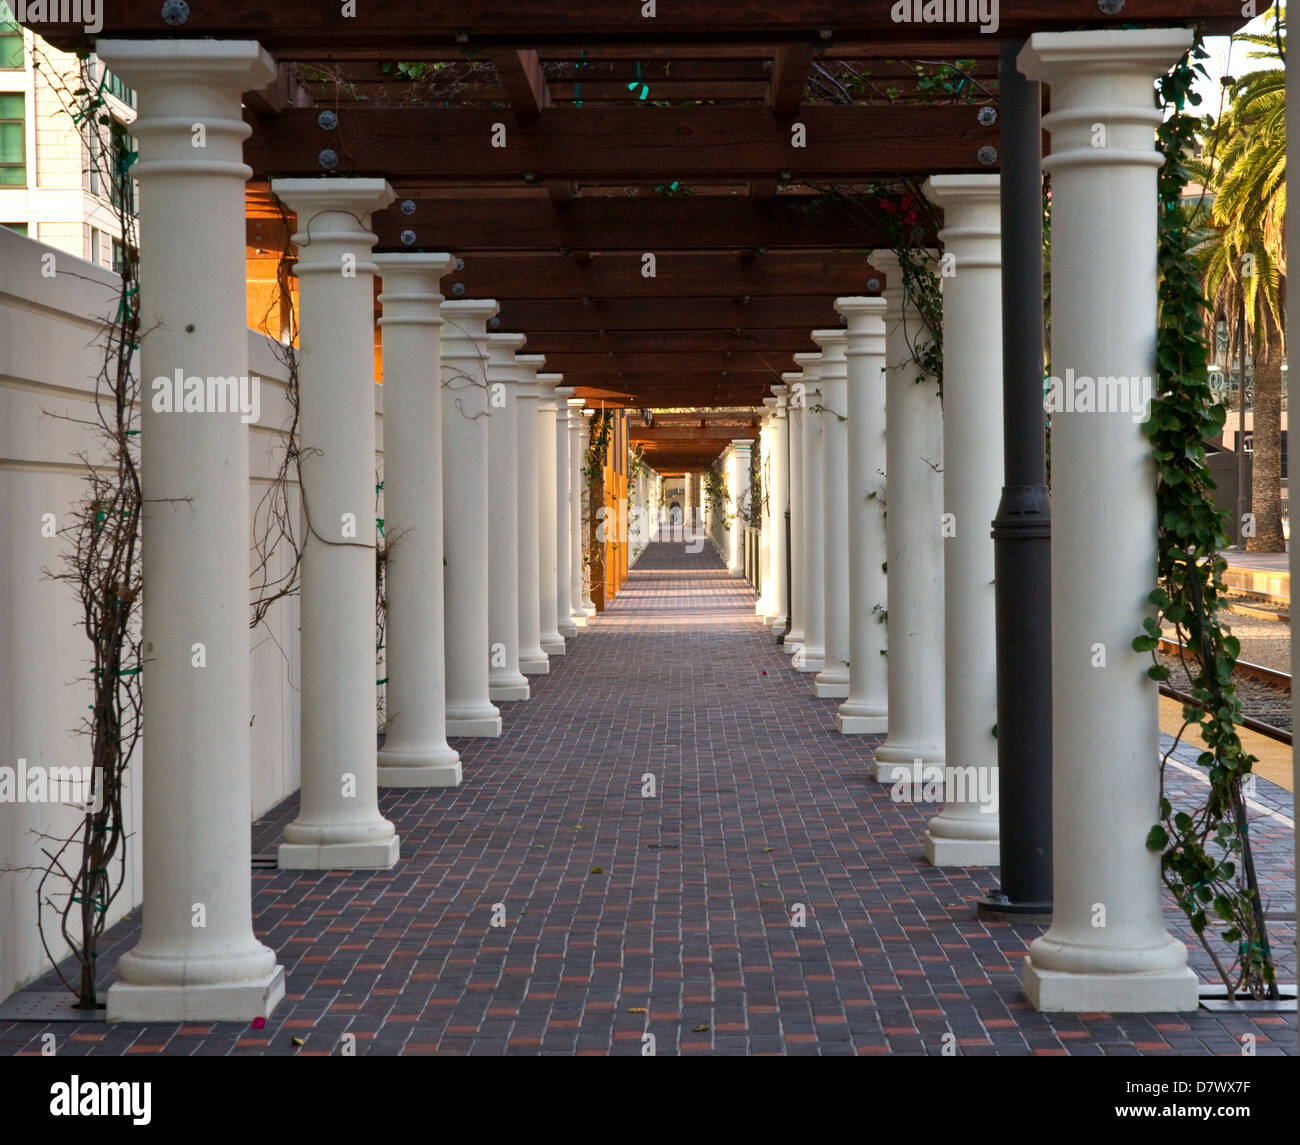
(0, 14), (24, 70)
(111, 237), (134, 276)
(0, 92), (24, 185)
(2, 221), (27, 235)
(109, 121), (137, 212)
(90, 225), (103, 265)
(87, 121), (101, 196)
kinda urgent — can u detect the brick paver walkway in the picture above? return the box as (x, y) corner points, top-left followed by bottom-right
(2, 541), (1294, 1055)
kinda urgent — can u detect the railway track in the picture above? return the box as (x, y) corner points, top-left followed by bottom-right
(1157, 637), (1292, 744)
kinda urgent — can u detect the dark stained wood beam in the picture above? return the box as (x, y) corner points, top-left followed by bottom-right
(557, 372), (789, 389)
(244, 62), (313, 117)
(371, 194), (919, 251)
(543, 351), (801, 373)
(445, 251), (881, 299)
(487, 49), (552, 117)
(521, 329), (817, 353)
(245, 105), (998, 180)
(632, 426), (762, 442)
(495, 297), (842, 331)
(36, 3), (1245, 50)
(767, 44), (815, 116)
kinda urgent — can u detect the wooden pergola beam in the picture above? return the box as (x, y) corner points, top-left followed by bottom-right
(370, 194), (917, 251)
(767, 44), (816, 116)
(31, 2), (1245, 48)
(518, 329), (818, 353)
(487, 49), (552, 117)
(494, 297), (843, 331)
(245, 105), (997, 180)
(444, 250), (882, 299)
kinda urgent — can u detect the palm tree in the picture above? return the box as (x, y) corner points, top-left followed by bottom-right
(1189, 9), (1287, 551)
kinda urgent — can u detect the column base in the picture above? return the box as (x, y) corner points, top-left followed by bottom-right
(1023, 960), (1199, 1013)
(814, 669), (850, 699)
(781, 641), (800, 656)
(923, 831), (1000, 868)
(569, 611), (588, 628)
(541, 638), (566, 656)
(794, 649), (824, 673)
(446, 714), (503, 737)
(582, 602), (597, 617)
(519, 653), (550, 675)
(728, 567), (746, 579)
(278, 835), (400, 870)
(558, 619), (579, 638)
(837, 710), (888, 735)
(489, 680), (531, 702)
(107, 965), (285, 1024)
(378, 760), (462, 787)
(377, 745), (462, 787)
(873, 756), (923, 783)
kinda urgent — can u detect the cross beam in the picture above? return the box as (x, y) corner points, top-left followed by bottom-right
(245, 105), (997, 180)
(29, 2), (1243, 49)
(443, 251), (881, 299)
(368, 195), (921, 252)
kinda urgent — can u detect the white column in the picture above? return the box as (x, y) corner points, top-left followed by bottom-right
(516, 354), (550, 674)
(374, 252), (462, 787)
(756, 401), (775, 616)
(813, 329), (850, 699)
(567, 397), (588, 627)
(272, 178), (400, 870)
(579, 410), (598, 615)
(767, 385), (791, 634)
(834, 298), (891, 733)
(783, 371), (806, 654)
(96, 38), (284, 1022)
(441, 300), (503, 737)
(1018, 29), (1198, 1011)
(537, 374), (566, 655)
(554, 386), (579, 638)
(793, 355), (825, 673)
(921, 175), (1002, 866)
(486, 333), (531, 702)
(728, 440), (753, 577)
(872, 253), (945, 772)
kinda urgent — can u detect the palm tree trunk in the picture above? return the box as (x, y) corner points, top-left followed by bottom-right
(1247, 323), (1285, 553)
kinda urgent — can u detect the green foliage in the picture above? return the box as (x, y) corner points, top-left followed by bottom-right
(1142, 36), (1276, 999)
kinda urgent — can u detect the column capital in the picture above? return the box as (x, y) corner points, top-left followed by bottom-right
(924, 175), (1001, 269)
(731, 438), (755, 451)
(792, 352), (823, 388)
(486, 331), (528, 366)
(811, 328), (848, 362)
(1019, 30), (1192, 174)
(835, 295), (888, 322)
(567, 397), (587, 412)
(443, 298), (500, 324)
(537, 373), (561, 397)
(835, 296), (888, 360)
(375, 253), (456, 328)
(95, 37), (275, 81)
(271, 179), (396, 275)
(515, 354), (546, 398)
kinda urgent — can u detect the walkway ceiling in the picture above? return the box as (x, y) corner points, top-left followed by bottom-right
(38, 2), (1243, 459)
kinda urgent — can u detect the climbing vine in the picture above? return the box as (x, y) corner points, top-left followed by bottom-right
(703, 461), (729, 534)
(17, 49), (145, 1011)
(1137, 36), (1275, 1000)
